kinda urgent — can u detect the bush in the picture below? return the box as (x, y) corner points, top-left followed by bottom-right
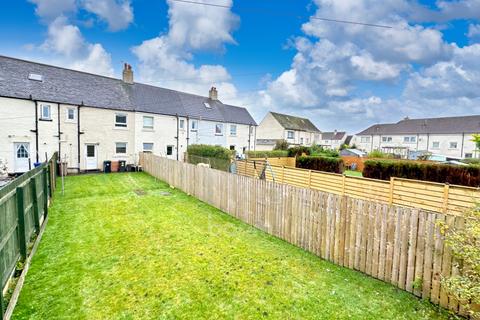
(462, 158), (480, 165)
(363, 160), (480, 187)
(246, 150), (289, 158)
(296, 156), (344, 174)
(187, 144), (233, 160)
(288, 146), (311, 157)
(440, 207), (480, 318)
(309, 145), (339, 158)
(367, 150), (394, 159)
(273, 140), (289, 151)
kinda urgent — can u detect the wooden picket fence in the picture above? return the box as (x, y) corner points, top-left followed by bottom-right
(0, 154), (57, 318)
(141, 153), (471, 316)
(236, 159), (480, 216)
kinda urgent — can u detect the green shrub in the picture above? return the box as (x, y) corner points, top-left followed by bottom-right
(296, 156), (344, 174)
(440, 207), (480, 318)
(273, 140), (289, 151)
(363, 160), (480, 187)
(187, 144), (233, 160)
(462, 158), (480, 165)
(288, 146), (311, 157)
(367, 150), (394, 159)
(246, 150), (289, 158)
(309, 145), (339, 158)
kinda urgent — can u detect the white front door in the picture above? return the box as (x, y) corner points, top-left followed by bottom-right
(14, 143), (30, 173)
(85, 144), (98, 170)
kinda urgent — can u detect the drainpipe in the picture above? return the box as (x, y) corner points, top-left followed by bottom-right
(461, 132), (465, 158)
(77, 103), (82, 172)
(426, 133), (430, 153)
(253, 126), (257, 151)
(175, 114), (179, 160)
(186, 116), (190, 148)
(370, 135), (374, 152)
(416, 133), (419, 151)
(248, 125), (252, 152)
(57, 104), (61, 161)
(33, 97), (39, 163)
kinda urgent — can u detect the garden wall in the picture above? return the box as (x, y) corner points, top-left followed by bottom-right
(141, 153), (470, 317)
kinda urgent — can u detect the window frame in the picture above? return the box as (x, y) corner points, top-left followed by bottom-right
(215, 123), (224, 136)
(179, 119), (185, 130)
(115, 142), (127, 154)
(115, 113), (128, 128)
(143, 143), (154, 152)
(287, 131), (295, 139)
(142, 116), (154, 129)
(432, 141), (440, 149)
(360, 136), (370, 143)
(166, 145), (174, 156)
(449, 142), (458, 149)
(382, 136), (393, 142)
(40, 104), (51, 120)
(230, 124), (237, 136)
(66, 107), (76, 122)
(191, 120), (198, 131)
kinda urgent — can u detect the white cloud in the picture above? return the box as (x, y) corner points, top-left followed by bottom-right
(29, 0), (76, 22)
(351, 53), (403, 80)
(82, 0), (133, 31)
(468, 24), (480, 39)
(41, 16), (84, 56)
(132, 0), (239, 97)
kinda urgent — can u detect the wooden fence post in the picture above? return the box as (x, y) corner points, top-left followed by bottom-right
(16, 185), (27, 260)
(30, 176), (40, 233)
(443, 184), (450, 213)
(389, 177), (395, 206)
(308, 170), (312, 189)
(43, 167), (49, 217)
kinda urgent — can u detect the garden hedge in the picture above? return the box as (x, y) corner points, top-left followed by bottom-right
(288, 146), (311, 157)
(363, 160), (480, 187)
(187, 144), (233, 160)
(296, 156), (344, 174)
(246, 150), (289, 158)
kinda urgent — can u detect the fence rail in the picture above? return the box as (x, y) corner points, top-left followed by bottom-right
(0, 154), (57, 318)
(141, 153), (470, 316)
(236, 160), (479, 216)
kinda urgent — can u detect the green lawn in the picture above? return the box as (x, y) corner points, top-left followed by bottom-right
(345, 170), (363, 177)
(13, 173), (452, 319)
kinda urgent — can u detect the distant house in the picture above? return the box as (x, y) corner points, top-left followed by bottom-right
(0, 56), (257, 173)
(339, 149), (366, 157)
(255, 112), (321, 151)
(320, 131), (347, 150)
(354, 116), (480, 159)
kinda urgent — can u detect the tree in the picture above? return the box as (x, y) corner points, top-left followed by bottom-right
(471, 134), (480, 158)
(440, 207), (480, 318)
(273, 139), (289, 151)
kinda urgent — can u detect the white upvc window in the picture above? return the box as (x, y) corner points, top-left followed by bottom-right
(287, 131), (295, 139)
(215, 123), (224, 135)
(300, 137), (304, 144)
(179, 119), (185, 129)
(230, 124), (237, 136)
(143, 116), (153, 129)
(191, 120), (198, 131)
(40, 104), (51, 120)
(449, 141), (458, 149)
(404, 136), (416, 143)
(360, 136), (370, 143)
(432, 141), (440, 149)
(143, 143), (154, 152)
(382, 136), (393, 142)
(115, 113), (127, 127)
(115, 142), (127, 154)
(66, 107), (76, 121)
(166, 145), (174, 156)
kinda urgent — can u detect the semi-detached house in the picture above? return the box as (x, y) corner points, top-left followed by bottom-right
(0, 56), (257, 174)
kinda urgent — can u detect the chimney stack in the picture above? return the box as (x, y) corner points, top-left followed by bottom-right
(122, 63), (134, 84)
(209, 87), (218, 100)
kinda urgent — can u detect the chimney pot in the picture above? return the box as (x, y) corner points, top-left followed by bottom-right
(209, 86), (218, 100)
(123, 63), (134, 84)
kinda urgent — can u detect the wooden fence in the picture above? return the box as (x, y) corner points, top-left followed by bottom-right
(141, 153), (470, 316)
(236, 160), (480, 216)
(248, 157), (296, 167)
(0, 154), (57, 318)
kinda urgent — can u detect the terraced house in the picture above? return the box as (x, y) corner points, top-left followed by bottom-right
(0, 56), (257, 174)
(354, 115), (480, 159)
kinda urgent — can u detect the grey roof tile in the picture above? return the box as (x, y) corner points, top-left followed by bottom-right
(270, 112), (320, 132)
(357, 116), (480, 135)
(0, 55), (257, 125)
(321, 131), (346, 140)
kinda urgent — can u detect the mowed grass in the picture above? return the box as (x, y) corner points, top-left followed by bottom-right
(13, 173), (453, 319)
(344, 170), (363, 177)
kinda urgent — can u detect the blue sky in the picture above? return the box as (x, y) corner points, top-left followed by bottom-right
(1, 0), (480, 132)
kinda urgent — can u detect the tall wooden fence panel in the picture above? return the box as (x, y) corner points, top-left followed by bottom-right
(0, 154), (56, 318)
(141, 153), (468, 316)
(236, 160), (479, 216)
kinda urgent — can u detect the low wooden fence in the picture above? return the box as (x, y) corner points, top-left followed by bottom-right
(141, 153), (469, 316)
(248, 157), (296, 167)
(0, 154), (57, 318)
(236, 160), (479, 216)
